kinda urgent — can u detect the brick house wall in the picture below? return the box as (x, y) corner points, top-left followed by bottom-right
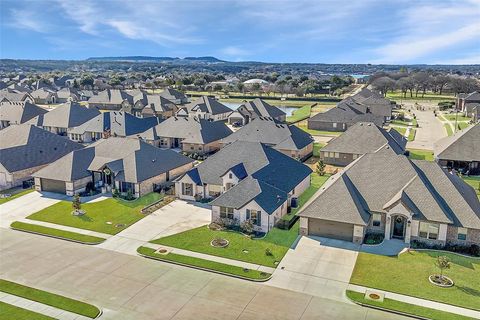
(276, 142), (313, 161)
(365, 212), (386, 235)
(307, 120), (347, 132)
(320, 151), (359, 166)
(1, 163), (47, 191)
(446, 226), (480, 245)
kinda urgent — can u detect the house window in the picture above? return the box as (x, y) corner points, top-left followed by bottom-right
(372, 213), (381, 227)
(182, 183), (193, 196)
(457, 227), (467, 241)
(225, 183), (234, 190)
(229, 173), (232, 179)
(220, 206), (234, 219)
(352, 154), (358, 160)
(419, 222), (439, 240)
(208, 185), (222, 197)
(333, 122), (337, 128)
(334, 152), (340, 158)
(246, 209), (261, 226)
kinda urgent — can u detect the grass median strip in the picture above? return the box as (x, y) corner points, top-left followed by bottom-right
(10, 221), (106, 244)
(346, 291), (471, 320)
(0, 189), (34, 205)
(0, 301), (56, 320)
(137, 246), (271, 281)
(0, 279), (101, 318)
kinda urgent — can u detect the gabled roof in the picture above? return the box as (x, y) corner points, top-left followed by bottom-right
(33, 137), (194, 183)
(28, 102), (100, 129)
(185, 141), (312, 193)
(464, 91), (480, 101)
(210, 176), (288, 214)
(222, 117), (313, 151)
(135, 116), (232, 144)
(0, 124), (83, 173)
(184, 96), (231, 116)
(69, 111), (160, 137)
(31, 88), (56, 99)
(321, 122), (406, 155)
(434, 123), (480, 162)
(0, 89), (33, 102)
(309, 104), (384, 126)
(134, 93), (176, 112)
(237, 99), (286, 119)
(56, 88), (79, 100)
(0, 101), (47, 124)
(88, 89), (134, 105)
(160, 88), (187, 102)
(299, 151), (480, 229)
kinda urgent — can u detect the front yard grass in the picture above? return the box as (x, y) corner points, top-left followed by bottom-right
(392, 126), (406, 136)
(0, 301), (55, 320)
(10, 221), (106, 244)
(407, 149), (434, 161)
(346, 291), (472, 320)
(0, 188), (34, 205)
(350, 251), (480, 311)
(407, 128), (416, 141)
(137, 246), (271, 281)
(287, 104), (312, 123)
(444, 124), (454, 136)
(443, 114), (471, 122)
(0, 279), (100, 318)
(312, 142), (325, 157)
(27, 192), (162, 235)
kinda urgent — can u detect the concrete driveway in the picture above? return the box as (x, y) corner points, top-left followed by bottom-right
(0, 228), (408, 320)
(98, 200), (211, 254)
(406, 108), (447, 150)
(268, 236), (359, 302)
(0, 191), (68, 228)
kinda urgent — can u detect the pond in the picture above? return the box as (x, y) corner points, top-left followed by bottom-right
(221, 102), (298, 117)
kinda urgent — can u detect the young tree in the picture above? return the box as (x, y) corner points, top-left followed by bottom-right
(316, 160), (326, 176)
(72, 194), (81, 211)
(435, 256), (451, 281)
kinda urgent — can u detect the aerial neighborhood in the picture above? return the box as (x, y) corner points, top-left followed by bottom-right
(0, 59), (480, 320)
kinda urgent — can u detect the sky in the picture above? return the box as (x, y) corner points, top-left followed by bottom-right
(1, 0), (479, 64)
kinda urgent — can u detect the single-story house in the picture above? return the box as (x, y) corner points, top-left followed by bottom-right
(434, 123), (479, 175)
(349, 88), (394, 122)
(227, 99), (286, 125)
(131, 92), (177, 119)
(160, 88), (188, 105)
(135, 116), (232, 155)
(87, 89), (134, 110)
(175, 141), (312, 233)
(299, 150), (480, 245)
(465, 103), (480, 122)
(33, 137), (194, 197)
(179, 96), (232, 121)
(0, 89), (35, 104)
(221, 117), (314, 160)
(56, 88), (79, 103)
(319, 122), (407, 166)
(0, 101), (47, 130)
(457, 91), (480, 112)
(68, 111), (160, 143)
(0, 125), (83, 190)
(27, 102), (100, 136)
(31, 88), (58, 104)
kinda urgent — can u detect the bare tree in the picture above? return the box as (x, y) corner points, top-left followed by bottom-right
(371, 76), (396, 96)
(396, 77), (415, 98)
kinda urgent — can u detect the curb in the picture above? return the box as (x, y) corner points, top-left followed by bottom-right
(346, 292), (429, 320)
(137, 251), (273, 283)
(406, 248), (480, 260)
(10, 227), (106, 245)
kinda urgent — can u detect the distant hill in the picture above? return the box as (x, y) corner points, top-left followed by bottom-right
(86, 56), (225, 63)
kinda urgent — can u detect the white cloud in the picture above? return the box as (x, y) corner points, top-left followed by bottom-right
(220, 46), (250, 56)
(9, 9), (49, 33)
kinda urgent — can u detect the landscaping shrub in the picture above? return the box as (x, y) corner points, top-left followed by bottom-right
(240, 220), (254, 234)
(411, 240), (480, 257)
(363, 233), (384, 245)
(265, 248), (273, 256)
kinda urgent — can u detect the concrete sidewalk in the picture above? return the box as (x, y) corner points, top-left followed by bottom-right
(16, 218), (112, 239)
(0, 291), (93, 320)
(348, 284), (480, 319)
(143, 242), (276, 274)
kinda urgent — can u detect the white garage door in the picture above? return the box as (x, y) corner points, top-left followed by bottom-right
(308, 219), (354, 242)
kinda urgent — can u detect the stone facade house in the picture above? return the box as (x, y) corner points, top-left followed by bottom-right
(227, 99), (286, 125)
(221, 117), (314, 161)
(160, 88), (188, 105)
(457, 91), (480, 113)
(31, 88), (58, 104)
(0, 125), (83, 190)
(175, 141), (312, 233)
(179, 96), (232, 121)
(87, 89), (134, 111)
(33, 137), (194, 198)
(299, 150), (480, 246)
(319, 122), (406, 166)
(0, 101), (47, 129)
(130, 92), (177, 119)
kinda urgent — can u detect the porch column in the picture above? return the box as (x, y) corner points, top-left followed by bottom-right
(385, 213), (391, 240)
(405, 219), (412, 243)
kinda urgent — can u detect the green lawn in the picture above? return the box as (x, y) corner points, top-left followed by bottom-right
(0, 279), (100, 318)
(295, 124), (342, 136)
(444, 124), (454, 136)
(27, 193), (162, 235)
(313, 142), (325, 157)
(10, 221), (106, 244)
(137, 247), (271, 281)
(350, 251), (480, 311)
(0, 188), (34, 205)
(287, 104), (312, 123)
(443, 114), (471, 122)
(407, 128), (416, 141)
(407, 149), (434, 161)
(458, 122), (470, 131)
(392, 127), (406, 136)
(346, 291), (472, 320)
(462, 176), (480, 198)
(390, 119), (411, 127)
(0, 301), (55, 320)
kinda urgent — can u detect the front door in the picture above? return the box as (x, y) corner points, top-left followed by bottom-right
(392, 216), (405, 239)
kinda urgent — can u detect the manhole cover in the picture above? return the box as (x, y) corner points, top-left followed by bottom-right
(115, 223), (125, 228)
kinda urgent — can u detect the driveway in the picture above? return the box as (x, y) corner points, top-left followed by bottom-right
(0, 191), (68, 228)
(267, 236), (359, 302)
(0, 228), (408, 320)
(97, 200), (211, 254)
(406, 108), (446, 150)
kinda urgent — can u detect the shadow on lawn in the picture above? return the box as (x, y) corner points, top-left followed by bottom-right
(76, 215), (93, 222)
(423, 251), (479, 270)
(456, 286), (480, 298)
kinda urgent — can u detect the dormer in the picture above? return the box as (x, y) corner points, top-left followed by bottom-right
(220, 163), (248, 191)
